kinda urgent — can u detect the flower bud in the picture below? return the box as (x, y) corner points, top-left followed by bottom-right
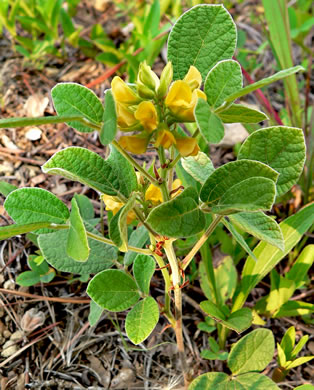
(137, 83), (156, 99)
(119, 135), (148, 154)
(111, 76), (141, 104)
(157, 61), (173, 98)
(137, 61), (160, 92)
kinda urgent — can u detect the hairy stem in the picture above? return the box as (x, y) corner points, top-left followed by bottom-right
(158, 147), (170, 202)
(164, 240), (189, 388)
(182, 215), (223, 271)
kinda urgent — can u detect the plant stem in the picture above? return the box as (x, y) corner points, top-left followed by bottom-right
(112, 140), (159, 186)
(168, 153), (181, 169)
(48, 224), (152, 255)
(182, 215), (223, 271)
(158, 147), (170, 202)
(100, 199), (105, 236)
(0, 115), (101, 130)
(200, 240), (220, 306)
(164, 240), (189, 388)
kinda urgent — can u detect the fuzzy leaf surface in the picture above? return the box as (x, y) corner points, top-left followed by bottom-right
(51, 83), (104, 132)
(125, 297), (159, 344)
(217, 104), (268, 123)
(228, 329), (275, 374)
(67, 198), (90, 262)
(204, 60), (242, 108)
(238, 126), (306, 196)
(42, 146), (137, 198)
(181, 152), (214, 184)
(87, 269), (140, 312)
(100, 89), (117, 145)
(4, 188), (69, 233)
(38, 224), (117, 274)
(230, 212), (284, 251)
(195, 99), (225, 144)
(168, 4), (237, 81)
(133, 255), (155, 295)
(146, 187), (205, 238)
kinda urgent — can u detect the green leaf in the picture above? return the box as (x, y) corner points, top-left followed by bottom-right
(286, 244), (314, 287)
(228, 329), (275, 375)
(215, 256), (237, 304)
(0, 181), (17, 196)
(277, 343), (287, 367)
(87, 269), (140, 312)
(285, 356), (314, 370)
(217, 104), (268, 123)
(188, 372), (280, 390)
(233, 202), (314, 312)
(225, 66), (304, 102)
(266, 273), (295, 313)
(125, 297), (159, 344)
(88, 300), (103, 326)
(200, 300), (252, 333)
(124, 226), (149, 266)
(16, 271), (41, 287)
(200, 160), (278, 214)
(133, 254), (155, 295)
(195, 99), (225, 144)
(74, 194), (95, 220)
(274, 300), (314, 318)
(109, 194), (136, 251)
(223, 219), (257, 261)
(146, 187), (205, 238)
(38, 224), (117, 274)
(168, 4), (237, 81)
(4, 188), (69, 233)
(181, 152), (214, 185)
(238, 126), (306, 196)
(204, 60), (242, 108)
(294, 385), (314, 390)
(229, 212), (284, 251)
(0, 222), (56, 240)
(51, 83), (104, 132)
(28, 255), (48, 274)
(291, 335), (309, 360)
(42, 145), (137, 198)
(100, 89), (117, 145)
(66, 198), (90, 262)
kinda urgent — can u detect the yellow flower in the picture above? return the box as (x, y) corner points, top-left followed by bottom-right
(155, 129), (176, 149)
(165, 80), (207, 122)
(111, 76), (141, 104)
(116, 103), (138, 130)
(145, 179), (182, 204)
(134, 101), (158, 132)
(183, 66), (202, 90)
(175, 137), (200, 157)
(102, 194), (136, 224)
(119, 135), (148, 154)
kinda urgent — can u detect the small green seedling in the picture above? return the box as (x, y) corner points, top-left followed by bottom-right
(16, 255), (55, 287)
(0, 5), (312, 389)
(273, 326), (314, 382)
(201, 336), (228, 361)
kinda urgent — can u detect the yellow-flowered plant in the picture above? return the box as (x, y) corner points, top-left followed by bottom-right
(111, 61), (204, 157)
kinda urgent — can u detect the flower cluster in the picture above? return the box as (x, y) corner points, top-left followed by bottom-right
(111, 62), (206, 157)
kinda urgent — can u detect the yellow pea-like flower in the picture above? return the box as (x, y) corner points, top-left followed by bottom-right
(145, 179), (182, 204)
(175, 137), (200, 157)
(119, 135), (148, 154)
(102, 194), (136, 224)
(155, 129), (176, 149)
(183, 66), (202, 90)
(135, 101), (158, 133)
(116, 103), (138, 130)
(165, 81), (206, 122)
(111, 76), (141, 104)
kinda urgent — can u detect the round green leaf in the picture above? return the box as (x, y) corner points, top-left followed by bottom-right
(168, 4), (237, 80)
(87, 270), (140, 312)
(188, 372), (228, 390)
(51, 83), (104, 133)
(238, 126), (306, 196)
(4, 188), (69, 233)
(228, 329), (275, 375)
(133, 254), (156, 295)
(125, 297), (159, 344)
